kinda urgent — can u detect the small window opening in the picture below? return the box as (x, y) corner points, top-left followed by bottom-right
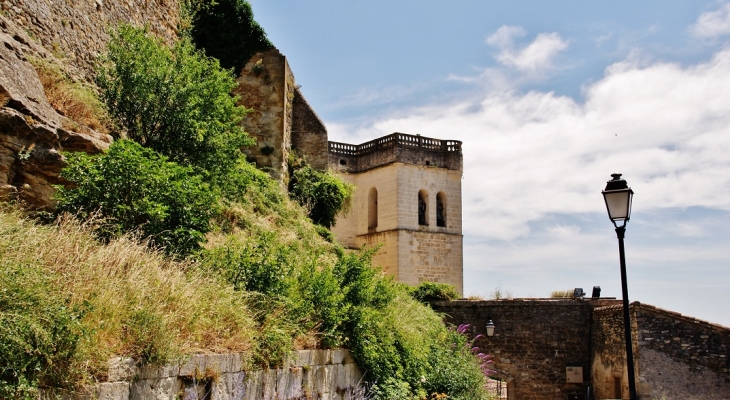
(436, 192), (446, 227)
(339, 159), (347, 166)
(418, 190), (428, 226)
(368, 187), (378, 230)
(425, 160), (430, 166)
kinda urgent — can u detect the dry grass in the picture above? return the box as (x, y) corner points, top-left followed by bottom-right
(550, 289), (574, 298)
(0, 89), (9, 107)
(0, 207), (257, 383)
(28, 57), (109, 133)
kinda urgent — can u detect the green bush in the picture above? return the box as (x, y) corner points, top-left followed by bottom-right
(201, 232), (294, 294)
(409, 282), (460, 303)
(55, 140), (218, 256)
(96, 25), (253, 176)
(424, 328), (493, 400)
(186, 0), (274, 73)
(288, 165), (354, 228)
(0, 262), (85, 398)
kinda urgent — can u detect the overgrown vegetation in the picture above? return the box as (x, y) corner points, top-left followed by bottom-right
(289, 163), (354, 228)
(409, 282), (460, 303)
(96, 25), (254, 178)
(0, 16), (494, 400)
(55, 140), (217, 256)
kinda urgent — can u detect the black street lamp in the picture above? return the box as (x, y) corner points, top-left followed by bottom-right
(602, 173), (637, 400)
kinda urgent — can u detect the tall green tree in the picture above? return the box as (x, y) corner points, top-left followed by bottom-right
(187, 0), (274, 73)
(96, 25), (254, 177)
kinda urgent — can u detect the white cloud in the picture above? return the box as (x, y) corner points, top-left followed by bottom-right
(486, 26), (569, 75)
(496, 33), (569, 72)
(486, 25), (527, 48)
(691, 3), (730, 38)
(330, 48), (730, 242)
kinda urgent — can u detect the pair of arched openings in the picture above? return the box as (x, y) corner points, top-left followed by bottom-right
(419, 190), (447, 227)
(367, 188), (447, 229)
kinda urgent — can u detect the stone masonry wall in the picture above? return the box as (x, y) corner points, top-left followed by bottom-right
(432, 299), (594, 400)
(634, 303), (730, 399)
(591, 304), (639, 400)
(0, 0), (180, 83)
(291, 87), (328, 170)
(400, 229), (462, 291)
(52, 349), (362, 400)
(235, 49), (293, 182)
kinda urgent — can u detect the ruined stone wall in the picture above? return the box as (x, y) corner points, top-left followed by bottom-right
(591, 304), (639, 400)
(432, 299), (594, 400)
(0, 0), (180, 83)
(634, 303), (730, 399)
(291, 87), (328, 170)
(50, 350), (363, 400)
(234, 49), (294, 182)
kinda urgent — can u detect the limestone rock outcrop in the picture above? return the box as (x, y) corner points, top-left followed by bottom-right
(0, 0), (184, 209)
(0, 13), (113, 208)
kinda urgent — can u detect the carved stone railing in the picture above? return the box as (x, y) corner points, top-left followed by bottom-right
(328, 132), (461, 157)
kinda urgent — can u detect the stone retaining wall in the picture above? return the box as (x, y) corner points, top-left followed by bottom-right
(52, 349), (362, 400)
(432, 299), (595, 400)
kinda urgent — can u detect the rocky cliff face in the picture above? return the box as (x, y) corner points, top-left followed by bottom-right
(0, 0), (180, 208)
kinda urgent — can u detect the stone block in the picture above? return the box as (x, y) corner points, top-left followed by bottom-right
(96, 382), (130, 400)
(108, 357), (136, 382)
(276, 367), (303, 399)
(211, 372), (246, 400)
(129, 377), (179, 400)
(261, 369), (277, 400)
(243, 370), (263, 400)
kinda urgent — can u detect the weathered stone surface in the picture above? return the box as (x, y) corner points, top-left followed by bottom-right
(0, 13), (112, 209)
(0, 0), (179, 83)
(129, 377), (179, 400)
(433, 299), (596, 400)
(639, 347), (730, 400)
(107, 357), (136, 382)
(97, 382), (131, 400)
(234, 49), (294, 182)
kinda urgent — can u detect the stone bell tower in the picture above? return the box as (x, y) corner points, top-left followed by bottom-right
(328, 133), (463, 294)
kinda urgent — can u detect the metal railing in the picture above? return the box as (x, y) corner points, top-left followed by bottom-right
(329, 132), (461, 157)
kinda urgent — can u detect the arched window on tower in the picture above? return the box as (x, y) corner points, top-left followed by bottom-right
(436, 192), (446, 227)
(418, 189), (429, 226)
(368, 187), (378, 230)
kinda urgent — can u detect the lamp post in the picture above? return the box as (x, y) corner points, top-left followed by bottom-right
(602, 173), (637, 400)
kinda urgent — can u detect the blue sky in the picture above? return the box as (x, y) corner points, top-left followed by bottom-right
(248, 1), (730, 326)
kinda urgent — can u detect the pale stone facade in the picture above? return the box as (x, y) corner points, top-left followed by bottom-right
(329, 134), (464, 294)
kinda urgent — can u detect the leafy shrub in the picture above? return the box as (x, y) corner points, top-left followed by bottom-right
(409, 282), (460, 303)
(423, 326), (493, 400)
(289, 165), (354, 228)
(55, 139), (217, 256)
(96, 25), (254, 176)
(0, 262), (85, 398)
(201, 232), (294, 294)
(186, 0), (274, 73)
